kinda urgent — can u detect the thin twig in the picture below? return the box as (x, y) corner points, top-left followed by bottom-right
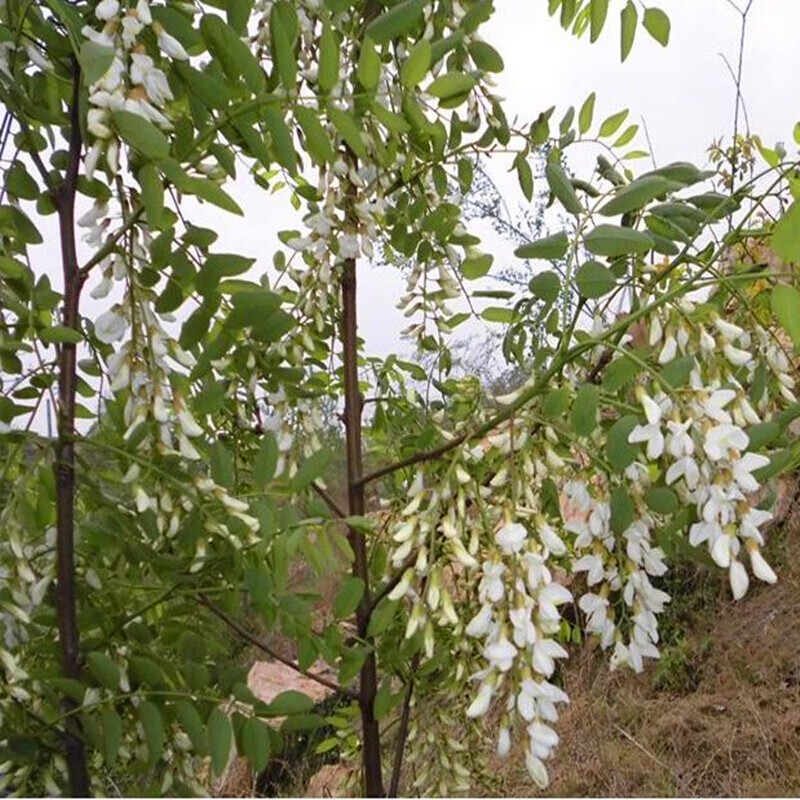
(388, 654), (421, 797)
(366, 552), (417, 617)
(198, 593), (356, 700)
(312, 481), (347, 519)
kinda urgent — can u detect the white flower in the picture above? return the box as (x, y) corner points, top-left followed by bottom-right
(740, 507), (772, 544)
(724, 343), (753, 368)
(95, 0), (120, 20)
(87, 108), (111, 139)
(90, 275), (113, 300)
(479, 561), (506, 603)
(338, 233), (360, 260)
(572, 553), (604, 586)
(537, 519), (566, 555)
(466, 604), (493, 638)
(509, 604), (536, 648)
(528, 720), (559, 759)
(729, 559), (749, 600)
(95, 309), (126, 343)
(130, 54), (174, 105)
(495, 521), (527, 555)
(135, 0), (152, 25)
(666, 419), (694, 457)
(177, 408), (203, 438)
(178, 434), (201, 460)
(747, 542), (777, 584)
(497, 727), (511, 759)
(525, 751), (549, 789)
(666, 455), (700, 489)
(731, 452), (769, 492)
(485, 635), (517, 672)
(658, 334), (677, 364)
(711, 532), (734, 568)
(531, 638), (567, 677)
(701, 389), (736, 424)
(466, 680), (494, 718)
(703, 424), (749, 461)
(156, 27), (189, 60)
(714, 317), (744, 342)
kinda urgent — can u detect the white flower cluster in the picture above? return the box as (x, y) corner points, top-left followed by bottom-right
(636, 311), (784, 599)
(82, 0), (188, 179)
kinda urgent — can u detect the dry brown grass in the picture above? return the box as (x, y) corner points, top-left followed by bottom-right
(493, 490), (800, 798)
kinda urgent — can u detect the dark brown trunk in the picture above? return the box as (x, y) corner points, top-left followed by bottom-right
(342, 257), (384, 797)
(53, 62), (90, 797)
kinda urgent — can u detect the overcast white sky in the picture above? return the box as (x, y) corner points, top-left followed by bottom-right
(25, 0), (800, 372)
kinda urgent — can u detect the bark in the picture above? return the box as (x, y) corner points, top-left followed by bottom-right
(53, 63), (90, 797)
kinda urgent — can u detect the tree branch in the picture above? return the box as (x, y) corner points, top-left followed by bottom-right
(311, 481), (346, 519)
(388, 654), (420, 797)
(198, 594), (355, 700)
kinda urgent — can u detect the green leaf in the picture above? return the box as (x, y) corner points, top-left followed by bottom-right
(254, 433), (279, 486)
(612, 124), (638, 148)
(468, 40), (504, 72)
(333, 577), (365, 619)
(374, 683), (393, 721)
(575, 261), (616, 298)
(590, 0), (609, 42)
(660, 355), (695, 388)
(4, 162), (38, 201)
(357, 37), (381, 90)
(0, 255), (28, 280)
(543, 387), (571, 419)
(599, 175), (676, 216)
(79, 40), (115, 86)
(643, 7), (670, 46)
(292, 448), (332, 490)
(101, 710), (123, 766)
(271, 1), (299, 89)
(208, 708), (232, 777)
(427, 72), (477, 101)
(584, 224), (654, 256)
(481, 306), (517, 323)
(515, 154), (534, 201)
(267, 690), (314, 716)
(295, 106), (335, 165)
(515, 232), (569, 260)
(606, 415), (639, 471)
(112, 110), (170, 160)
(318, 23), (340, 94)
(365, 0), (425, 44)
(578, 92), (595, 134)
(598, 108), (629, 138)
(210, 442), (234, 488)
(771, 201), (800, 262)
(40, 326), (83, 345)
(139, 702), (165, 768)
(771, 285), (800, 348)
(200, 14), (265, 93)
(0, 205), (43, 245)
(610, 486), (635, 534)
(529, 270), (562, 304)
(263, 105), (298, 174)
(327, 107), (368, 160)
(620, 0), (637, 62)
(401, 39), (431, 87)
(242, 717), (271, 773)
(571, 384), (598, 437)
(174, 701), (207, 755)
(138, 164), (164, 228)
(545, 161), (583, 216)
(644, 487), (679, 515)
(367, 599), (398, 636)
(87, 652), (120, 690)
(461, 252), (493, 279)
